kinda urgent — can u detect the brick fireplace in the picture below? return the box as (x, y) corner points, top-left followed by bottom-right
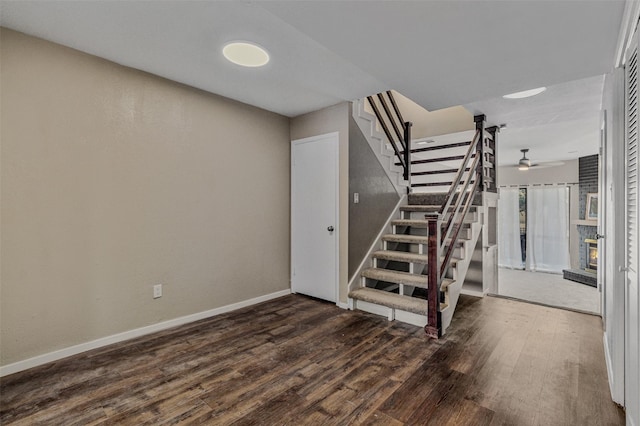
(585, 238), (597, 272)
(562, 155), (598, 287)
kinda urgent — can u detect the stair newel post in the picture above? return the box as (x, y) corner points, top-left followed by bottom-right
(425, 213), (442, 338)
(474, 114), (486, 192)
(404, 121), (413, 189)
(486, 125), (499, 193)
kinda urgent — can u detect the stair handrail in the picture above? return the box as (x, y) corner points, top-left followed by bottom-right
(440, 153), (480, 247)
(439, 129), (480, 216)
(440, 177), (480, 278)
(376, 93), (405, 149)
(366, 91), (413, 183)
(424, 128), (482, 338)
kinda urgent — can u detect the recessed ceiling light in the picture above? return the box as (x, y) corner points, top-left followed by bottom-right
(503, 87), (547, 99)
(223, 42), (269, 67)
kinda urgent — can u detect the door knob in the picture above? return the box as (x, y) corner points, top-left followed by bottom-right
(596, 233), (605, 239)
(327, 226), (334, 232)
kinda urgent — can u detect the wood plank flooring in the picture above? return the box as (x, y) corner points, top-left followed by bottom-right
(0, 294), (625, 425)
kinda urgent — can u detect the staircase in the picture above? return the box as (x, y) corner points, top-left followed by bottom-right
(349, 194), (482, 335)
(348, 92), (498, 337)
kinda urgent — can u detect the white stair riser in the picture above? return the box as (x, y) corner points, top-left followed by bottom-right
(352, 300), (428, 327)
(411, 173), (475, 186)
(411, 186), (452, 194)
(380, 241), (463, 259)
(390, 226), (471, 241)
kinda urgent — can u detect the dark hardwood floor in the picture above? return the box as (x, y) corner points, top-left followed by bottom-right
(0, 294), (624, 425)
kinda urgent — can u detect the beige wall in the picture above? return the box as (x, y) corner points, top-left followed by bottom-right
(498, 160), (579, 186)
(290, 103), (350, 303)
(0, 29), (291, 366)
(392, 91), (474, 139)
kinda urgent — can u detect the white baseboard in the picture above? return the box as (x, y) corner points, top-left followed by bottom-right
(336, 301), (349, 310)
(0, 289), (291, 377)
(395, 310), (428, 327)
(603, 332), (616, 400)
(603, 331), (626, 406)
(354, 300), (393, 320)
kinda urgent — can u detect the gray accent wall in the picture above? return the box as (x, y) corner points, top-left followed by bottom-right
(578, 155), (599, 269)
(348, 117), (400, 279)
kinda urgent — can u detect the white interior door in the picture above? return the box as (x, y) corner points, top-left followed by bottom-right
(291, 133), (338, 303)
(625, 30), (640, 426)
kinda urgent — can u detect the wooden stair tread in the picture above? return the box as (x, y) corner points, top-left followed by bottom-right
(400, 204), (477, 213)
(349, 288), (427, 315)
(392, 219), (472, 229)
(382, 234), (429, 244)
(372, 250), (428, 263)
(362, 268), (454, 290)
(382, 234), (464, 250)
(399, 205), (441, 211)
(412, 180), (475, 188)
(391, 219), (430, 228)
(363, 268), (428, 288)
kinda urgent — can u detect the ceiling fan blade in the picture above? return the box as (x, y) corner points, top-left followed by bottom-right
(530, 161), (565, 169)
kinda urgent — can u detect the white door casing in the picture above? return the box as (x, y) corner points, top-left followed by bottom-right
(602, 67), (626, 405)
(625, 28), (640, 426)
(291, 132), (339, 303)
(599, 114), (607, 311)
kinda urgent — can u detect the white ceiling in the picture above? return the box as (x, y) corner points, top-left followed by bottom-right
(0, 1), (625, 166)
(465, 75), (605, 166)
(0, 0), (625, 118)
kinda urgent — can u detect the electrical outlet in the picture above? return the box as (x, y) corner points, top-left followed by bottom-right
(354, 192), (359, 204)
(153, 284), (162, 299)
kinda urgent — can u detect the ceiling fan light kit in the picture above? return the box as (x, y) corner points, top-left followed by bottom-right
(518, 148), (531, 171)
(515, 148), (565, 171)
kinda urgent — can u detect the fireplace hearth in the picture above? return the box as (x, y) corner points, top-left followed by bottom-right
(562, 238), (598, 287)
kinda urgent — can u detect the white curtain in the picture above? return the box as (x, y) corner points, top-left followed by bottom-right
(526, 186), (570, 273)
(498, 188), (523, 269)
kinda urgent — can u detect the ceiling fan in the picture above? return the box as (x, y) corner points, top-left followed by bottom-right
(517, 149), (565, 170)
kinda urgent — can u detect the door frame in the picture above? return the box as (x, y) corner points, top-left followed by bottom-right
(290, 132), (340, 304)
(604, 66), (627, 407)
(624, 27), (640, 426)
(599, 112), (607, 313)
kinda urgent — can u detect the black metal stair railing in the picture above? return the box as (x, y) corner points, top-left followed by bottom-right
(366, 91), (413, 188)
(424, 128), (482, 339)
